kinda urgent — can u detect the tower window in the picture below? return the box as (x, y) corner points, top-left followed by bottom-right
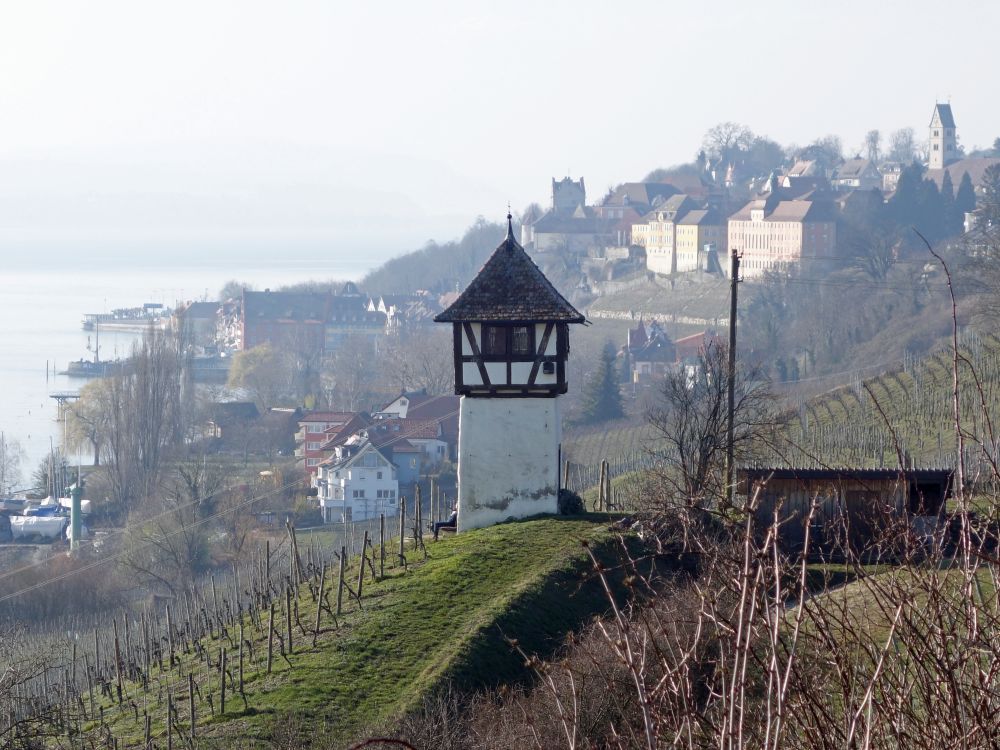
(934, 130), (939, 136)
(512, 325), (534, 356)
(481, 324), (536, 359)
(482, 325), (507, 356)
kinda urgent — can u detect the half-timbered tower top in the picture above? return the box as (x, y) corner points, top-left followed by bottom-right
(434, 215), (585, 324)
(435, 215), (585, 398)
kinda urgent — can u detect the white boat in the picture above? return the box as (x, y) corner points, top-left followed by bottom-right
(10, 515), (68, 541)
(56, 496), (91, 515)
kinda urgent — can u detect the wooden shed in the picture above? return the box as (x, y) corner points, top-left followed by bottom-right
(739, 467), (954, 560)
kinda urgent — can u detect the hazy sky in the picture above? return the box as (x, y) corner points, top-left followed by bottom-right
(1, 0), (996, 265)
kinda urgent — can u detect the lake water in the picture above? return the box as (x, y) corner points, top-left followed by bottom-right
(0, 254), (378, 482)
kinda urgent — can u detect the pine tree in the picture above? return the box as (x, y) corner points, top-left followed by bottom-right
(580, 343), (625, 424)
(917, 179), (945, 244)
(889, 162), (923, 227)
(940, 170), (961, 237)
(956, 172), (977, 217)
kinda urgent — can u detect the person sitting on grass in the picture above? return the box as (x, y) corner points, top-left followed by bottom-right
(433, 503), (458, 540)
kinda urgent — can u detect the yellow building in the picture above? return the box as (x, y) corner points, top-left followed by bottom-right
(674, 208), (727, 272)
(635, 195), (697, 275)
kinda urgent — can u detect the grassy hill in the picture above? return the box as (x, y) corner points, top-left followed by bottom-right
(79, 516), (626, 749)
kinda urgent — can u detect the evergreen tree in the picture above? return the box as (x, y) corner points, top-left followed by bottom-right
(940, 170), (961, 237)
(983, 164), (1000, 224)
(889, 162), (924, 227)
(580, 342), (625, 424)
(917, 179), (945, 244)
(956, 172), (977, 218)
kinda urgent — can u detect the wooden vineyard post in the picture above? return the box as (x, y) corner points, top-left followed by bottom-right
(239, 621), (245, 695)
(112, 620), (123, 703)
(189, 672), (196, 741)
(357, 531), (369, 600)
(266, 602), (275, 674)
(430, 478), (437, 525)
(314, 562), (326, 646)
(597, 460), (606, 511)
(220, 647), (226, 715)
(285, 586), (293, 655)
(166, 604), (175, 669)
(414, 485), (423, 549)
(379, 514), (385, 579)
(337, 546), (346, 616)
(564, 460), (570, 491)
(398, 497), (406, 567)
(605, 465), (612, 510)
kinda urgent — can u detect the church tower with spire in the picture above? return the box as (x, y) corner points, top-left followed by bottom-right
(434, 214), (586, 532)
(929, 103), (958, 170)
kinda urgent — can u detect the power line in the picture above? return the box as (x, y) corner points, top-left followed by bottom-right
(0, 406), (459, 597)
(0, 475), (308, 605)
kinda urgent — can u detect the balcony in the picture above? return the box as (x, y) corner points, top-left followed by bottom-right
(294, 447), (305, 458)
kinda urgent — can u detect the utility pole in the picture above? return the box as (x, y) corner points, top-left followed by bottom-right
(726, 249), (741, 505)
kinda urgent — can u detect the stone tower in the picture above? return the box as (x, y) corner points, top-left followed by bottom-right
(929, 103), (958, 170)
(434, 215), (586, 532)
(551, 176), (586, 214)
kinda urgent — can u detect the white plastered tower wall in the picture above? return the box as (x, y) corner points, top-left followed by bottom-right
(456, 397), (561, 532)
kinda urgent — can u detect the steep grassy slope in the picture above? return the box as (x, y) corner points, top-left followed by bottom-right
(84, 516), (626, 748)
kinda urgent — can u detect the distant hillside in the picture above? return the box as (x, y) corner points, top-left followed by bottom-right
(360, 218), (511, 294)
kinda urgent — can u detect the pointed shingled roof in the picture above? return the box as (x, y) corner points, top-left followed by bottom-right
(434, 215), (586, 323)
(931, 103), (956, 129)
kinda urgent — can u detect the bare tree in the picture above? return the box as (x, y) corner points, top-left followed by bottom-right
(119, 493), (211, 598)
(701, 122), (753, 163)
(323, 334), (378, 411)
(103, 329), (184, 514)
(0, 433), (24, 495)
(227, 342), (295, 411)
(889, 127), (917, 163)
(378, 329), (454, 396)
(647, 340), (776, 508)
(65, 378), (113, 466)
(865, 128), (881, 164)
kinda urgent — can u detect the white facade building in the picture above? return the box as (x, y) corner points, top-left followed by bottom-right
(313, 437), (398, 523)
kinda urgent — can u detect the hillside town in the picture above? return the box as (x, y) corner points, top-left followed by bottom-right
(6, 77), (1000, 747)
(138, 100), (1000, 527)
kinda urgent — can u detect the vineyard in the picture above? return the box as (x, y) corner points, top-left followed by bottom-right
(562, 419), (659, 469)
(560, 326), (1000, 506)
(769, 328), (1000, 474)
(3, 514), (614, 748)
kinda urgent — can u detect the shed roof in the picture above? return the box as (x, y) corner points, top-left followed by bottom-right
(434, 217), (586, 323)
(741, 467), (954, 484)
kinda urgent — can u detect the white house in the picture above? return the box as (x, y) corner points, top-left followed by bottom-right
(313, 436), (399, 523)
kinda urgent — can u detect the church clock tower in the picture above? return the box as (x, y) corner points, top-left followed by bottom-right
(929, 102), (957, 170)
(434, 215), (586, 532)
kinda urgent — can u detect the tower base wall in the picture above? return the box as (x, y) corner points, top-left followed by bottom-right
(456, 397), (561, 532)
